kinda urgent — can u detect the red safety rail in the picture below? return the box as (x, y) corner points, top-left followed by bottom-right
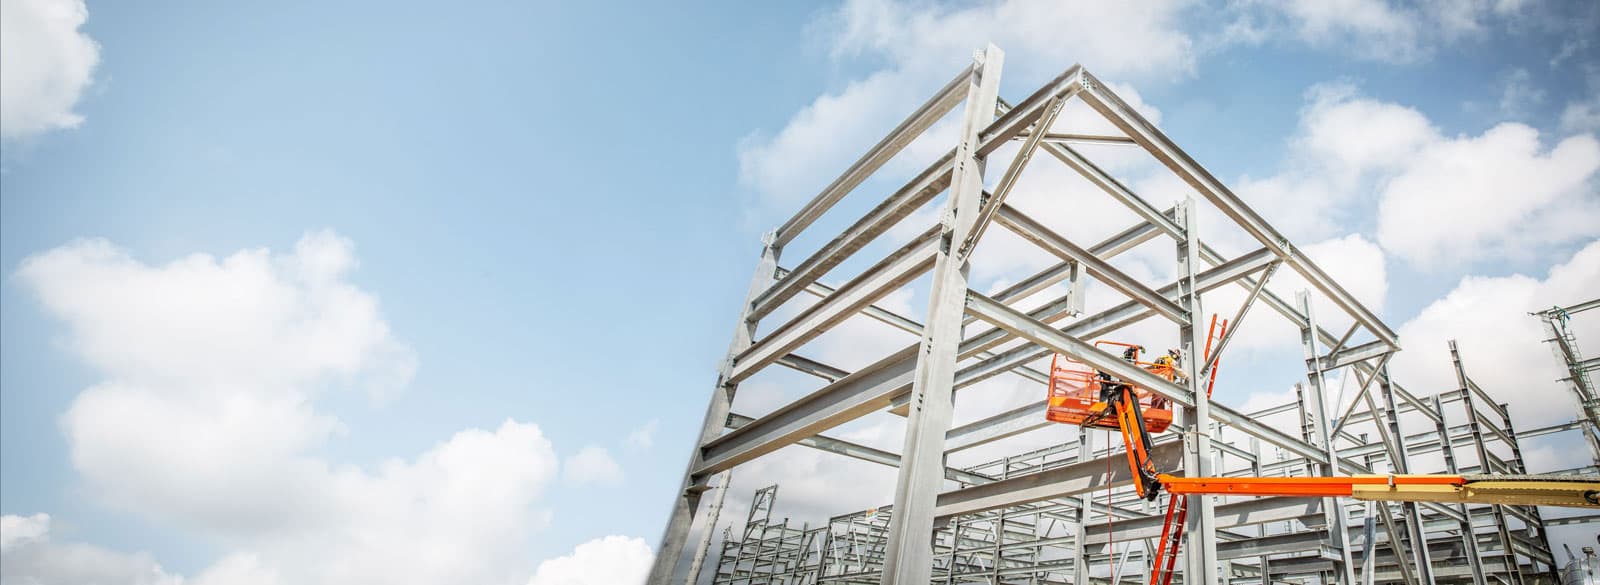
(1158, 474), (1466, 497)
(1046, 354), (1173, 433)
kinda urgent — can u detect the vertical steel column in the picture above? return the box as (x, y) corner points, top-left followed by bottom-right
(1360, 502), (1377, 585)
(687, 471), (733, 585)
(879, 44), (1005, 584)
(1495, 399), (1559, 583)
(992, 455), (1010, 582)
(1449, 340), (1524, 585)
(1378, 365), (1437, 585)
(1295, 291), (1357, 585)
(1072, 427), (1094, 585)
(1175, 200), (1218, 585)
(1431, 393), (1488, 585)
(649, 235), (782, 584)
(1251, 436), (1270, 585)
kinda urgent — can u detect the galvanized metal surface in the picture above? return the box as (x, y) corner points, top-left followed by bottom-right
(650, 47), (1570, 585)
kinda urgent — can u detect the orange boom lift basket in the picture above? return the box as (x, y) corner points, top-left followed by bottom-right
(1045, 342), (1174, 433)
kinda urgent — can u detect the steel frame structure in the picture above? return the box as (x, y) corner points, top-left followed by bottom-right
(704, 359), (1563, 585)
(1526, 299), (1600, 469)
(649, 46), (1561, 585)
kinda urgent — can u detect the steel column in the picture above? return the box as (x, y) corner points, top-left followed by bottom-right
(879, 44), (1004, 585)
(1379, 363), (1438, 585)
(1297, 290), (1357, 585)
(648, 236), (781, 584)
(1174, 200), (1218, 585)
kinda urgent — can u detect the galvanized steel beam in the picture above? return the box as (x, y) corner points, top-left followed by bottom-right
(775, 63), (974, 246)
(880, 44), (1005, 584)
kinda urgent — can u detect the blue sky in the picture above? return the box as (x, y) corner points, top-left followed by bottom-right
(2, 0), (1598, 583)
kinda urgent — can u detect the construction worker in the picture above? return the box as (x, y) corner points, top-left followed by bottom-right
(1082, 345), (1146, 422)
(1152, 348), (1184, 383)
(1094, 345), (1143, 405)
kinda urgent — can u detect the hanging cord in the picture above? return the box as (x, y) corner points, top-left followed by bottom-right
(1106, 427), (1118, 585)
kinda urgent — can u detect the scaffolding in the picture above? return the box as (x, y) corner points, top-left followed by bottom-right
(647, 45), (1581, 585)
(1526, 300), (1600, 470)
(706, 344), (1560, 584)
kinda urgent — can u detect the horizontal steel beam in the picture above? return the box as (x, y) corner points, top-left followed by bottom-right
(960, 92), (1069, 257)
(794, 270), (923, 336)
(1545, 512), (1600, 526)
(1320, 339), (1390, 370)
(1519, 419), (1588, 438)
(724, 413), (991, 485)
(1032, 130), (1184, 240)
(754, 152), (954, 321)
(976, 65), (1081, 155)
(729, 228), (939, 383)
(1039, 133), (1136, 145)
(964, 290), (1192, 404)
(776, 64), (972, 246)
(774, 353), (850, 382)
(697, 247), (1277, 479)
(932, 441), (1183, 521)
(1552, 297), (1600, 315)
(1220, 531), (1330, 560)
(964, 288), (1332, 466)
(1083, 496), (1324, 546)
(944, 400), (1046, 453)
(1076, 70), (1398, 348)
(698, 343), (919, 477)
(1198, 242), (1441, 426)
(996, 204), (1187, 324)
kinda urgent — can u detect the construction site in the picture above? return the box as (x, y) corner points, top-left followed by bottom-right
(646, 46), (1600, 585)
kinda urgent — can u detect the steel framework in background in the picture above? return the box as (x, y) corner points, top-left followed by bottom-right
(648, 46), (1571, 585)
(707, 369), (1554, 585)
(1527, 299), (1600, 470)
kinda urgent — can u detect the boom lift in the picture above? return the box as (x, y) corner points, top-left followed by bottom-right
(1044, 318), (1600, 585)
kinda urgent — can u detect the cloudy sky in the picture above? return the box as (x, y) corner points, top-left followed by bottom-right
(2, 0), (1598, 583)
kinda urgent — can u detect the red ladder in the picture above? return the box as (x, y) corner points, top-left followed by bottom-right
(1202, 314), (1228, 398)
(1148, 494), (1188, 585)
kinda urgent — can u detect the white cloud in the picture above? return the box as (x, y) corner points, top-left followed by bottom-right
(527, 535), (653, 585)
(563, 445), (624, 487)
(18, 231), (416, 400)
(1497, 68), (1545, 118)
(1277, 0), (1421, 60)
(1375, 124), (1600, 266)
(0, 513), (49, 551)
(825, 0), (1197, 81)
(1229, 0), (1525, 63)
(1522, 441), (1589, 475)
(1560, 69), (1600, 134)
(1231, 83), (1437, 242)
(15, 233), (564, 584)
(17, 231), (417, 534)
(1389, 239), (1600, 428)
(625, 419), (660, 451)
(0, 0), (100, 141)
(1200, 232), (1389, 356)
(740, 0), (1196, 218)
(1282, 233), (1389, 324)
(0, 513), (185, 585)
(1235, 83), (1600, 269)
(1564, 97), (1600, 134)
